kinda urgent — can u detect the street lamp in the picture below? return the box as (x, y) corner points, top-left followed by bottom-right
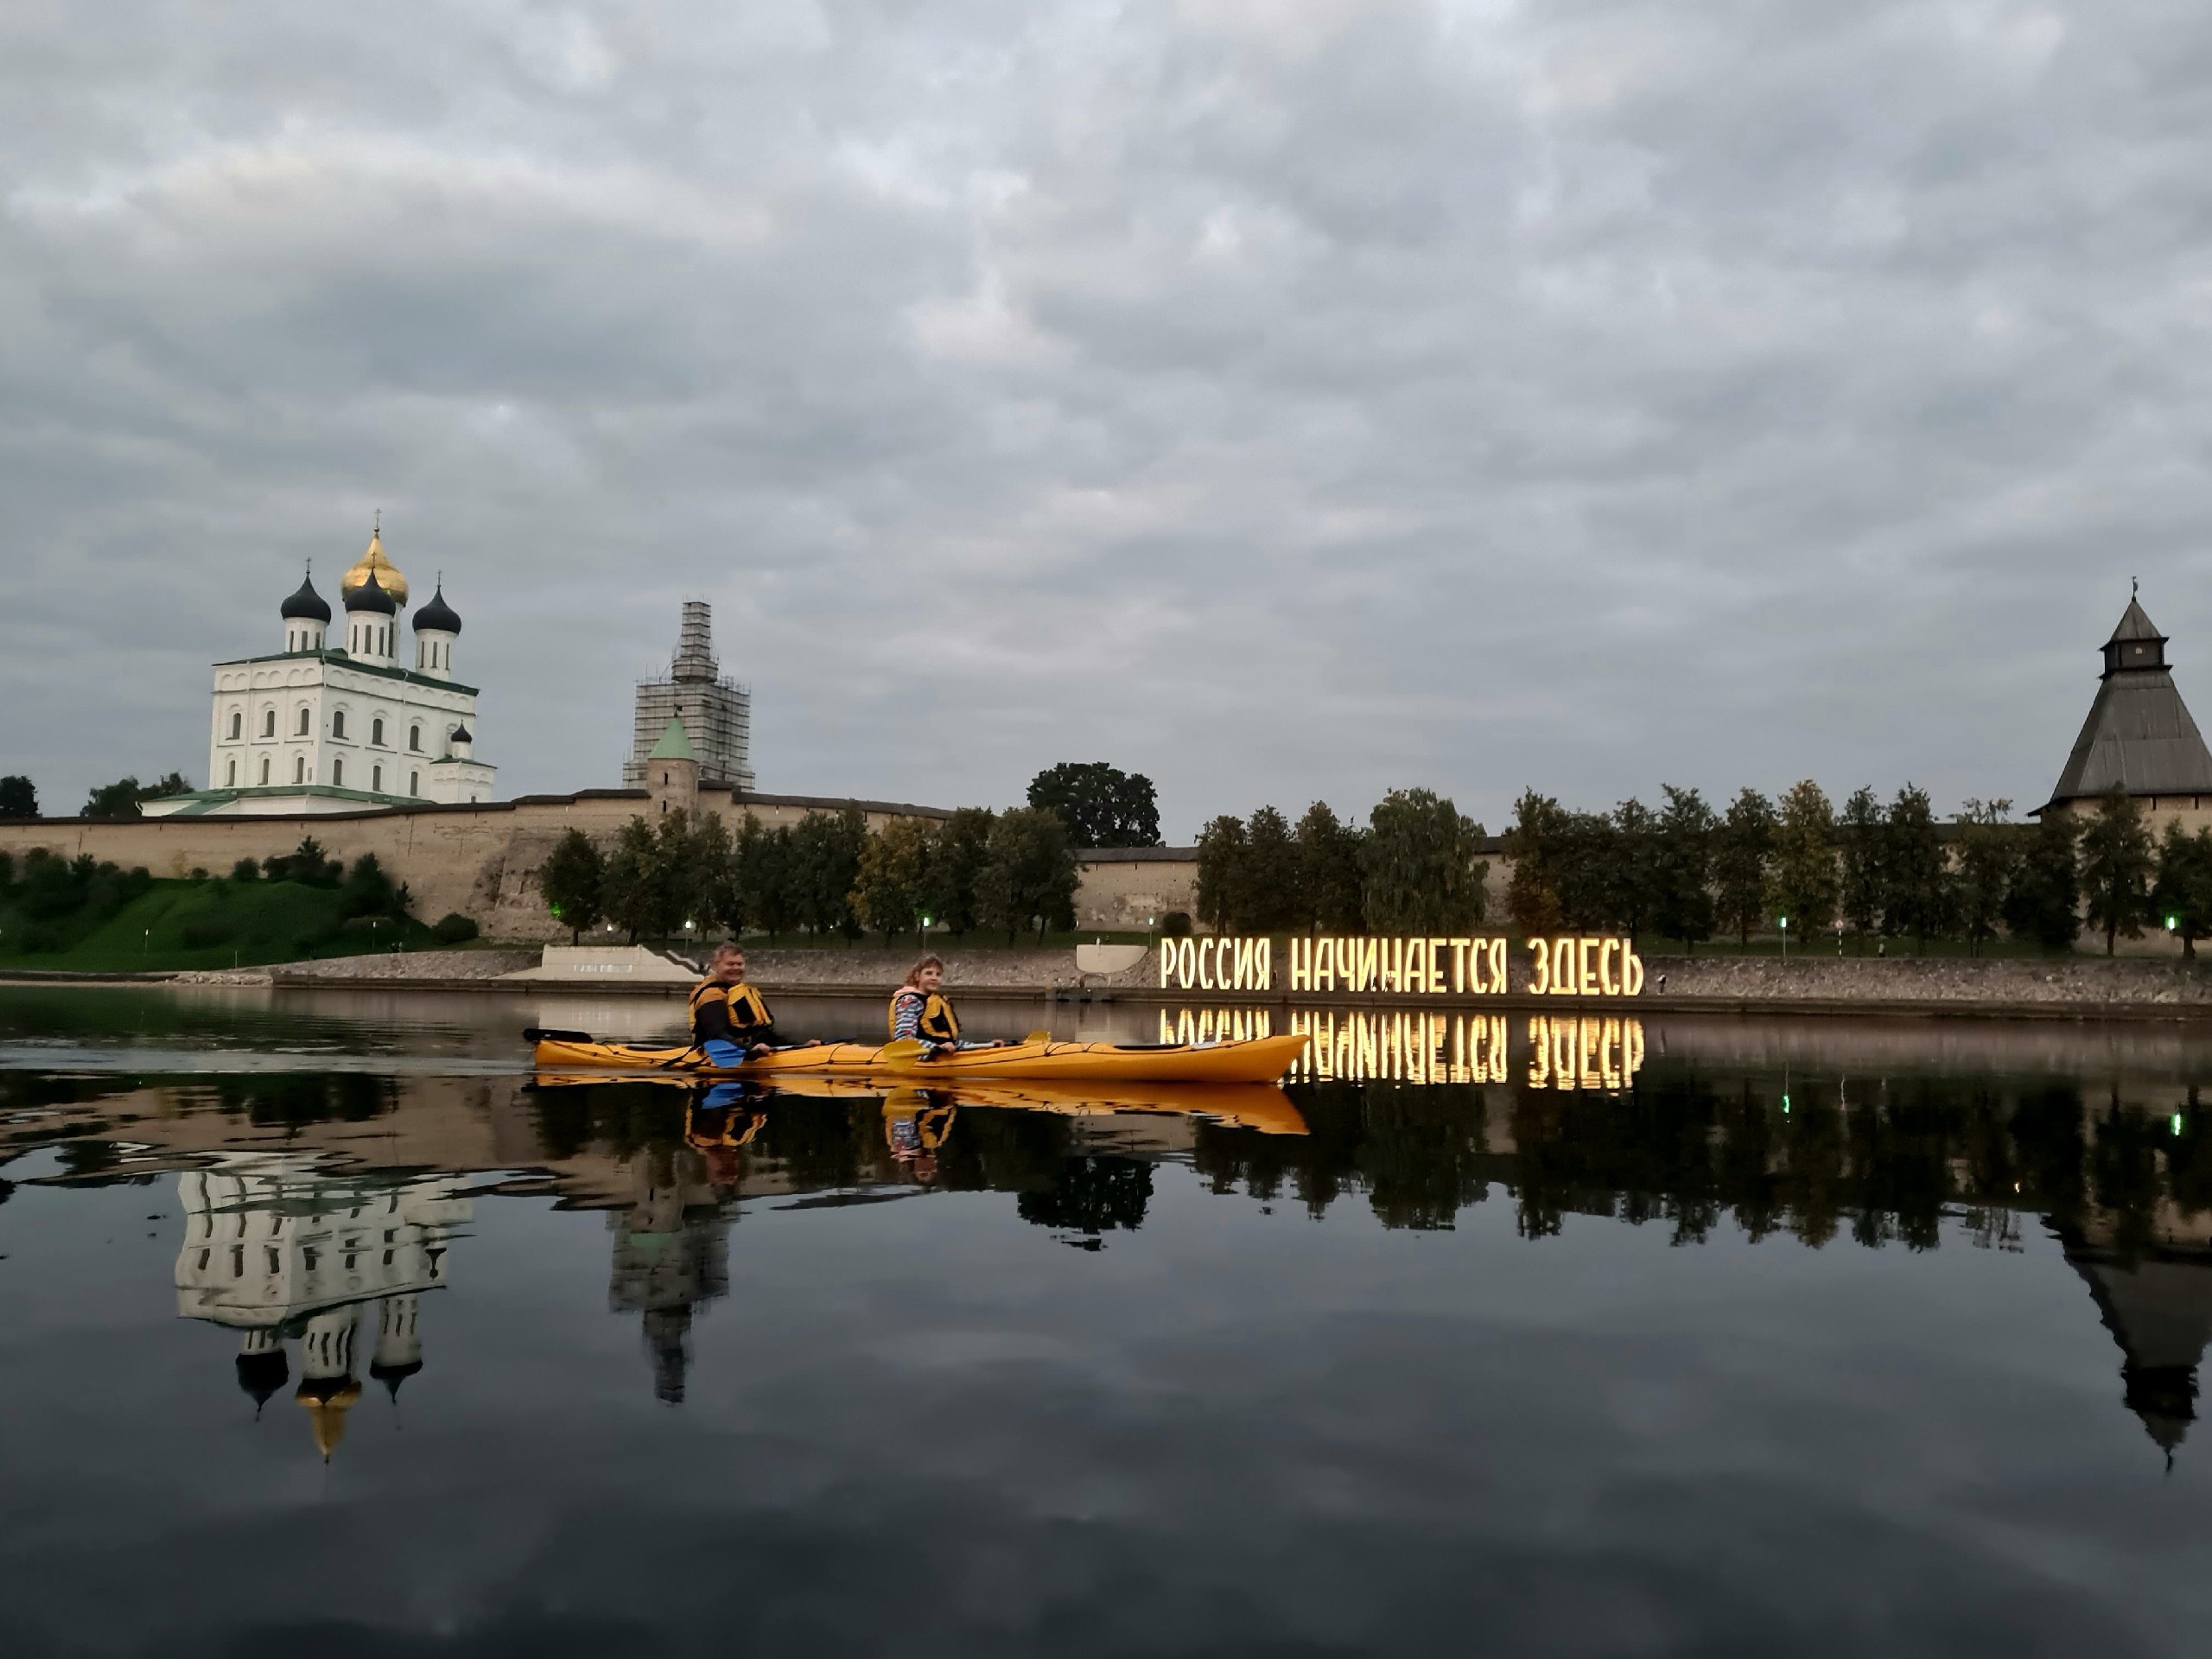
(1778, 915), (1789, 959)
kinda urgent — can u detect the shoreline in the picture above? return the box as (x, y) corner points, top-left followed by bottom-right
(14, 969), (2212, 1027)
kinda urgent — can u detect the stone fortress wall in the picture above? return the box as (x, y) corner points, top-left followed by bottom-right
(0, 783), (950, 941)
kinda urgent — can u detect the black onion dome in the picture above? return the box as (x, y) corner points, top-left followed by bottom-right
(450, 724), (473, 744)
(413, 582), (461, 635)
(280, 570), (332, 623)
(345, 568), (396, 615)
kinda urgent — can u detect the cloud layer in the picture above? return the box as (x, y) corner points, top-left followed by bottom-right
(5, 1), (2209, 833)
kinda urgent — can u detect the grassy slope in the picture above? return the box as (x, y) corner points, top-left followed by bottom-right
(0, 879), (433, 972)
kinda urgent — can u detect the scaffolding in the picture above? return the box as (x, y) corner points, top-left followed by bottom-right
(623, 601), (755, 791)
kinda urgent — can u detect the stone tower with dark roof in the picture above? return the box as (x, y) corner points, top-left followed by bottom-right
(2043, 590), (2212, 819)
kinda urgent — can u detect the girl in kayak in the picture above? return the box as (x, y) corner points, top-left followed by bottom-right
(888, 956), (998, 1058)
(690, 944), (780, 1065)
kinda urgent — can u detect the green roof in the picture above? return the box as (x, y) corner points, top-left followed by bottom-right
(647, 717), (696, 761)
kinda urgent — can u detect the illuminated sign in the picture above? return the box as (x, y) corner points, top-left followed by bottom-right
(1527, 937), (1644, 998)
(1154, 1007), (1645, 1090)
(1158, 936), (1275, 993)
(1160, 935), (1645, 998)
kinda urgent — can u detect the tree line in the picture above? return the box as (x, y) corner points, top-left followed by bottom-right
(0, 772), (193, 821)
(537, 804), (1083, 946)
(1189, 779), (2212, 957)
(1506, 781), (2212, 957)
(1194, 788), (1491, 935)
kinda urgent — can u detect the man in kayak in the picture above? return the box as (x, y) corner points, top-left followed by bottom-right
(888, 955), (998, 1058)
(691, 944), (781, 1066)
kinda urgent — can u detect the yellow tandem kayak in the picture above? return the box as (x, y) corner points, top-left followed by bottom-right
(527, 1031), (1310, 1085)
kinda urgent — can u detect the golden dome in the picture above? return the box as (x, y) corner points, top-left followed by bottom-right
(296, 1377), (363, 1461)
(340, 521), (409, 608)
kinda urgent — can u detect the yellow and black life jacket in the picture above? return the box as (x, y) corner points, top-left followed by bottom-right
(690, 979), (774, 1044)
(888, 988), (960, 1043)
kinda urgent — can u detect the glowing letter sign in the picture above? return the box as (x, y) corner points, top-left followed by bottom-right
(1158, 935), (1274, 994)
(1165, 936), (1644, 999)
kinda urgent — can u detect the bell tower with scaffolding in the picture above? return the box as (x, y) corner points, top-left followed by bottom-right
(623, 601), (754, 792)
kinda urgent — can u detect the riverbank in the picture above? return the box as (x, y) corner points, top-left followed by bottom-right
(15, 944), (2212, 1022)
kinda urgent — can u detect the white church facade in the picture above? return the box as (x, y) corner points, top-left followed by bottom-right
(147, 523), (496, 817)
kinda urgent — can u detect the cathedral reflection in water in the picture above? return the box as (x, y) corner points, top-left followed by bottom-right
(173, 1156), (472, 1459)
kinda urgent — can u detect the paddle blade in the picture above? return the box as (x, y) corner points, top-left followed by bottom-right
(1021, 1029), (1052, 1045)
(524, 1027), (593, 1044)
(879, 1038), (930, 1063)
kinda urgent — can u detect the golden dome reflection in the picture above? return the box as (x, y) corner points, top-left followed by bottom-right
(341, 521), (409, 608)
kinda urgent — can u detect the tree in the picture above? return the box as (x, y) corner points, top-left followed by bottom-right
(82, 777), (146, 819)
(1239, 806), (1304, 933)
(603, 817), (678, 943)
(1769, 780), (1839, 940)
(1838, 785), (1885, 942)
(792, 806), (868, 940)
(538, 829), (606, 944)
(2004, 813), (2081, 950)
(925, 807), (995, 937)
(734, 815), (801, 941)
(690, 810), (738, 939)
(1025, 763), (1162, 848)
(0, 776), (35, 820)
(2078, 791), (2154, 956)
(1195, 815), (1248, 932)
(853, 818), (938, 944)
(264, 837), (341, 886)
(1880, 785), (1952, 950)
(340, 854), (410, 920)
(1504, 791), (1568, 936)
(1553, 810), (1619, 930)
(978, 806), (1078, 942)
(1713, 788), (1777, 945)
(1607, 798), (1662, 939)
(1954, 799), (2021, 956)
(2151, 822), (2212, 960)
(1653, 785), (1717, 951)
(1294, 802), (1367, 932)
(1363, 788), (1486, 933)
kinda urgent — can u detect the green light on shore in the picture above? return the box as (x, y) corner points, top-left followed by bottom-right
(2167, 915), (2180, 932)
(2176, 1113), (2187, 1135)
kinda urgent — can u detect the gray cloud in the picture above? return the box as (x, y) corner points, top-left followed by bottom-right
(4, 0), (2210, 834)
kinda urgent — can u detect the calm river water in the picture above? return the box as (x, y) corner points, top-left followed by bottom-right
(1, 984), (2207, 1656)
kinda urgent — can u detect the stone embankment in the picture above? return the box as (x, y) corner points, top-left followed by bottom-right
(741, 946), (1155, 991)
(1644, 954), (2212, 1011)
(271, 949), (544, 983)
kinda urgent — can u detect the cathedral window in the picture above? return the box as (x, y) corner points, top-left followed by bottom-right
(409, 724), (422, 751)
(228, 710), (241, 740)
(332, 710), (346, 740)
(226, 760), (236, 787)
(372, 716), (385, 746)
(409, 770), (420, 795)
(372, 765), (383, 792)
(295, 756), (306, 784)
(260, 757), (271, 785)
(296, 707), (310, 735)
(264, 709), (276, 737)
(333, 758), (344, 786)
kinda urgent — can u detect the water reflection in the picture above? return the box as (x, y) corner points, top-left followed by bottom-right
(173, 1156), (470, 1458)
(10, 1047), (2212, 1463)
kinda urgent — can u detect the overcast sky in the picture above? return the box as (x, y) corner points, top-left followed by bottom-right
(4, 1), (2208, 838)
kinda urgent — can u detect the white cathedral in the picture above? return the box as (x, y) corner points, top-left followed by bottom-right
(147, 522), (497, 817)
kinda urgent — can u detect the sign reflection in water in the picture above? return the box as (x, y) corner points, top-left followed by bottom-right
(1159, 1007), (1645, 1089)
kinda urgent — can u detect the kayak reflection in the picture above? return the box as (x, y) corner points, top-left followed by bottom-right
(533, 1071), (1310, 1138)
